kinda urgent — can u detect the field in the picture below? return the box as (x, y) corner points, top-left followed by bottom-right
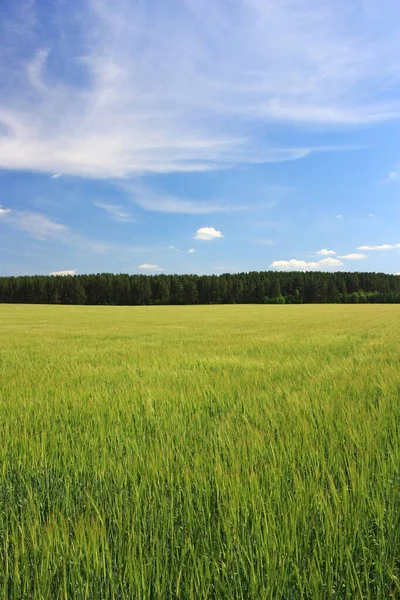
(0, 304), (399, 599)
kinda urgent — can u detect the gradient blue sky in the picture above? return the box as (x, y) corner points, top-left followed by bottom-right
(1, 0), (400, 276)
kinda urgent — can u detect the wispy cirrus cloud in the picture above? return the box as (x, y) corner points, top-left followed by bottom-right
(0, 207), (70, 241)
(93, 201), (134, 222)
(0, 0), (398, 179)
(123, 183), (274, 214)
(0, 206), (145, 255)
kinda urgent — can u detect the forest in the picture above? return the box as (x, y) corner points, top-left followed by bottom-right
(1, 271), (400, 305)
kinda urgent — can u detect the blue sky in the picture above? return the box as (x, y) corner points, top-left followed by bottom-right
(0, 0), (400, 276)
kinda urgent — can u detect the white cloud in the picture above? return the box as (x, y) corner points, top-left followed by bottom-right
(395, 273), (400, 276)
(168, 245), (179, 251)
(336, 214), (344, 219)
(188, 248), (196, 253)
(316, 248), (336, 256)
(93, 201), (134, 222)
(50, 173), (62, 179)
(138, 263), (164, 271)
(50, 269), (76, 276)
(0, 206), (146, 255)
(0, 207), (69, 240)
(194, 227), (223, 240)
(357, 243), (400, 251)
(271, 257), (344, 270)
(369, 213), (375, 217)
(124, 183), (263, 214)
(338, 253), (367, 259)
(27, 49), (49, 92)
(319, 258), (343, 267)
(0, 0), (399, 178)
(388, 170), (400, 182)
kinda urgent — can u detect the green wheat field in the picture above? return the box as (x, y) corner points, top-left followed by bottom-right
(0, 304), (399, 599)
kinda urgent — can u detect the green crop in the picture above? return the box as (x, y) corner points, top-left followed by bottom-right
(0, 304), (399, 599)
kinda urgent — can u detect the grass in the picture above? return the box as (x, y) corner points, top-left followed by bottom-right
(0, 304), (399, 599)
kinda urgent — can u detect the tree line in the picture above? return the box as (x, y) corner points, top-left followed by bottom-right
(1, 271), (400, 305)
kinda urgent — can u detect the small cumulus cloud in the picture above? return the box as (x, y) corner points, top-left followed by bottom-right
(316, 248), (336, 256)
(194, 227), (223, 240)
(50, 173), (62, 179)
(338, 253), (367, 260)
(357, 243), (400, 251)
(319, 258), (343, 267)
(188, 248), (196, 253)
(369, 213), (375, 217)
(168, 245), (179, 251)
(271, 257), (343, 271)
(336, 214), (344, 219)
(139, 264), (164, 271)
(50, 269), (76, 276)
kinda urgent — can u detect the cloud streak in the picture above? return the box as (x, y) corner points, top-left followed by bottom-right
(0, 0), (398, 179)
(93, 201), (134, 222)
(0, 206), (146, 255)
(123, 183), (276, 214)
(271, 257), (344, 271)
(338, 253), (367, 260)
(126, 186), (248, 214)
(0, 207), (70, 241)
(138, 264), (164, 271)
(357, 243), (400, 251)
(50, 269), (76, 276)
